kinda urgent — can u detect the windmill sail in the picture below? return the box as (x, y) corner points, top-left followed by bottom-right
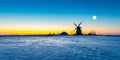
(78, 22), (82, 26)
(73, 23), (77, 27)
(73, 22), (82, 35)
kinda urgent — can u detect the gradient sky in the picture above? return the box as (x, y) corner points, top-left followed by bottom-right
(0, 0), (120, 35)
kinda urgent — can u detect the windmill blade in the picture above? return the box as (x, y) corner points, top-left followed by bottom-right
(78, 21), (82, 26)
(73, 28), (76, 32)
(73, 23), (77, 27)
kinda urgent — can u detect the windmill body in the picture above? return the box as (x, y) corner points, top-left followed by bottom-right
(76, 26), (82, 35)
(73, 22), (82, 35)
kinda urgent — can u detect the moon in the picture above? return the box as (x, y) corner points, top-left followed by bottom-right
(93, 16), (97, 20)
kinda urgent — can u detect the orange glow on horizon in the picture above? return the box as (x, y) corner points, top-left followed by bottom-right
(0, 29), (74, 35)
(0, 29), (120, 35)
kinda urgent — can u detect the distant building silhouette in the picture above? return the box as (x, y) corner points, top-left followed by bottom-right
(88, 31), (96, 35)
(60, 31), (68, 35)
(73, 22), (82, 35)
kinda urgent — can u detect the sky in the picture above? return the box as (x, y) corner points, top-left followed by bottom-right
(0, 0), (120, 35)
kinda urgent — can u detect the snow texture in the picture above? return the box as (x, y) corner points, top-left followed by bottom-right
(0, 36), (120, 60)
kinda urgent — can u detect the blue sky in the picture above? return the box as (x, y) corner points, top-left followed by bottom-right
(0, 0), (120, 15)
(0, 0), (120, 35)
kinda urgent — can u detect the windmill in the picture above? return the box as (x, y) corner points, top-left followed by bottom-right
(73, 22), (82, 35)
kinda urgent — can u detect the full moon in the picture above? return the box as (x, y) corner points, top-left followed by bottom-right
(93, 16), (97, 20)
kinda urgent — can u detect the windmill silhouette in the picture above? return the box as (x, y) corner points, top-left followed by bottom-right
(73, 22), (82, 35)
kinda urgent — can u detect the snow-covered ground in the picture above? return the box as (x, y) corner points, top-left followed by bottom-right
(0, 36), (120, 60)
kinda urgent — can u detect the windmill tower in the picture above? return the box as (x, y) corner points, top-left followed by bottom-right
(73, 22), (82, 35)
